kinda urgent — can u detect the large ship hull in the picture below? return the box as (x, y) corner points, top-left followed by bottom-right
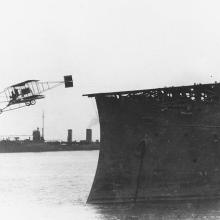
(86, 83), (220, 204)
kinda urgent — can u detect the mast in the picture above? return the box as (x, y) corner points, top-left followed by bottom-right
(42, 111), (45, 141)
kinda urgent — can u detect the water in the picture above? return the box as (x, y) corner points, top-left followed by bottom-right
(1, 151), (220, 220)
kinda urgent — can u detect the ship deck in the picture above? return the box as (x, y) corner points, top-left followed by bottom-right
(84, 82), (220, 97)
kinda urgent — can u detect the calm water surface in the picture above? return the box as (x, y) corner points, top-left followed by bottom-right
(0, 151), (220, 220)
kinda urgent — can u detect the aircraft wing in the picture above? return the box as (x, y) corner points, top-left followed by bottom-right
(11, 80), (39, 88)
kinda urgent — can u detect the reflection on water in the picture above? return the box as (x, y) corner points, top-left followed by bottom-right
(0, 151), (220, 219)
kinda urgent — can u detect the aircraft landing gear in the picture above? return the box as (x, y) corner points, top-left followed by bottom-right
(30, 100), (36, 105)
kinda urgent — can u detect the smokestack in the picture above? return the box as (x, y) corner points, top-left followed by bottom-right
(67, 129), (72, 143)
(86, 129), (92, 143)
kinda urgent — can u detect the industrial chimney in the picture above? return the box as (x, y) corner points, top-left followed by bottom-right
(86, 129), (92, 143)
(67, 129), (72, 143)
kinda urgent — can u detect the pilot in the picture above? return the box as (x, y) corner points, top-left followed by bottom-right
(21, 87), (32, 96)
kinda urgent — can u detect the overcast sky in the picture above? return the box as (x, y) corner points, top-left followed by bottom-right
(0, 0), (220, 141)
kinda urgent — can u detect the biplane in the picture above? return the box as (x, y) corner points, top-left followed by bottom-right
(0, 75), (73, 113)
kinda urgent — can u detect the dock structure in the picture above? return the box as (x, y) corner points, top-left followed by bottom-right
(85, 83), (220, 204)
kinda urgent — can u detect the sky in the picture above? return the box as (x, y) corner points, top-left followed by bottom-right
(0, 0), (220, 141)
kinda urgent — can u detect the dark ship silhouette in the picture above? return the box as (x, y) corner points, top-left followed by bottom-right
(0, 128), (99, 153)
(85, 82), (220, 203)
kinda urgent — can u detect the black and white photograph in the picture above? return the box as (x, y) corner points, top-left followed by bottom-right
(1, 0), (220, 219)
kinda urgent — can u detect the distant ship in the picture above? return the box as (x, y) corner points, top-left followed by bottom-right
(85, 82), (220, 203)
(0, 128), (99, 153)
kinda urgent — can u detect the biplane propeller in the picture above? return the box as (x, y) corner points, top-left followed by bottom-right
(0, 75), (73, 114)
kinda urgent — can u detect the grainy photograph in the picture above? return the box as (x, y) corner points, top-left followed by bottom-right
(1, 0), (220, 219)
